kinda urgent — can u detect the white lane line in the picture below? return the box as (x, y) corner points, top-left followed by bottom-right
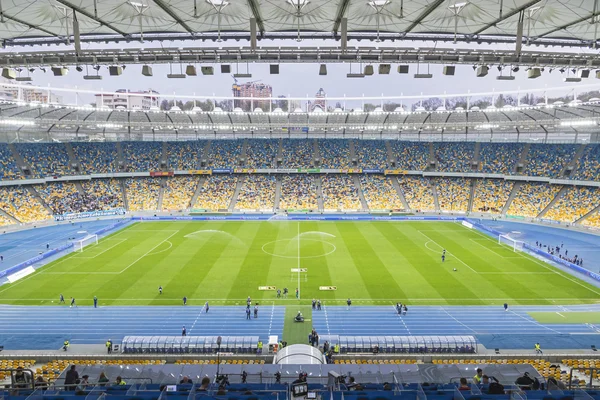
(509, 309), (562, 334)
(118, 230), (179, 273)
(418, 231), (478, 273)
(439, 307), (479, 335)
(556, 312), (565, 318)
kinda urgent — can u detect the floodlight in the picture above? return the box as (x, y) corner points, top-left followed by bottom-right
(319, 64), (327, 75)
(142, 65), (153, 76)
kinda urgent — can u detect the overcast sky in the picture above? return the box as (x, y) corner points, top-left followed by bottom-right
(5, 38), (600, 106)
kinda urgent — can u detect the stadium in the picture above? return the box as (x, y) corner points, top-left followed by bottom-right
(1, 0), (600, 399)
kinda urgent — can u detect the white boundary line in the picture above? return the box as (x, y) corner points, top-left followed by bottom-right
(118, 230), (179, 274)
(418, 230), (478, 273)
(72, 238), (128, 259)
(147, 241), (173, 256)
(469, 239), (521, 259)
(0, 297), (596, 302)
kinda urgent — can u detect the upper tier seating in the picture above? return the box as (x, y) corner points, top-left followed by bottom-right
(318, 139), (351, 168)
(479, 143), (524, 174)
(0, 143), (22, 179)
(71, 142), (118, 174)
(355, 140), (389, 169)
(166, 141), (205, 170)
(392, 141), (430, 171)
(523, 144), (578, 178)
(245, 139), (278, 169)
(16, 143), (71, 178)
(434, 142), (474, 172)
(282, 139), (314, 168)
(122, 142), (163, 172)
(208, 140), (243, 168)
(571, 144), (600, 181)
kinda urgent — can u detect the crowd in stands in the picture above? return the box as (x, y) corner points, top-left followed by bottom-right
(0, 187), (49, 223)
(193, 176), (237, 210)
(322, 175), (361, 210)
(544, 186), (598, 223)
(0, 213), (13, 226)
(35, 182), (95, 215)
(434, 178), (470, 212)
(398, 176), (436, 212)
(472, 179), (513, 214)
(360, 175), (404, 210)
(479, 143), (523, 174)
(392, 141), (430, 171)
(122, 142), (163, 172)
(235, 175), (276, 210)
(167, 141), (205, 170)
(571, 144), (600, 181)
(208, 140), (243, 168)
(434, 142), (474, 172)
(354, 140), (389, 169)
(506, 183), (561, 218)
(318, 139), (351, 168)
(279, 175), (318, 210)
(125, 178), (160, 211)
(281, 139), (314, 168)
(161, 176), (198, 210)
(245, 139), (278, 169)
(523, 144), (578, 178)
(582, 210), (600, 229)
(17, 143), (72, 178)
(81, 179), (124, 210)
(0, 144), (22, 180)
(72, 142), (118, 174)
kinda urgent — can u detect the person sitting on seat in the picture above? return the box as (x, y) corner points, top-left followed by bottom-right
(294, 311), (304, 322)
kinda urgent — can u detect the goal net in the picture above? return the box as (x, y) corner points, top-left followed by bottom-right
(74, 234), (99, 252)
(498, 234), (524, 252)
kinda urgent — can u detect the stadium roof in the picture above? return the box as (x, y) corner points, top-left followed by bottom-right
(2, 0), (600, 47)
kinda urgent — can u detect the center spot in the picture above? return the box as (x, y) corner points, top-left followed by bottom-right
(261, 238), (336, 259)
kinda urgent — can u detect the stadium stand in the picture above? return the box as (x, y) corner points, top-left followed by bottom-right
(122, 141), (163, 172)
(506, 183), (562, 218)
(193, 175), (237, 211)
(16, 143), (71, 178)
(571, 144), (600, 181)
(279, 175), (318, 210)
(125, 177), (161, 211)
(360, 175), (404, 210)
(208, 140), (243, 168)
(0, 186), (50, 223)
(391, 141), (430, 171)
(354, 140), (389, 169)
(582, 210), (600, 229)
(35, 182), (94, 215)
(0, 143), (22, 180)
(472, 179), (514, 214)
(236, 175), (276, 210)
(318, 139), (351, 168)
(434, 178), (470, 212)
(544, 186), (599, 223)
(479, 143), (524, 174)
(398, 176), (436, 212)
(80, 179), (124, 210)
(282, 139), (314, 168)
(166, 141), (205, 170)
(245, 139), (278, 169)
(161, 176), (197, 211)
(322, 175), (361, 210)
(523, 144), (578, 178)
(434, 142), (474, 172)
(71, 142), (118, 174)
(0, 213), (13, 226)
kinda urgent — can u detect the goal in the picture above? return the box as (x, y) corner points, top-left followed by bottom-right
(498, 234), (524, 252)
(74, 234), (99, 252)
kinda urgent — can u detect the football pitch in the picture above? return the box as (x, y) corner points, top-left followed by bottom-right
(0, 220), (598, 307)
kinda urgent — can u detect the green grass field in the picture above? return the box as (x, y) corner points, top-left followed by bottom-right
(0, 221), (598, 306)
(529, 312), (600, 324)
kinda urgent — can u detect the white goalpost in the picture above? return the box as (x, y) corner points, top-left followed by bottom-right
(74, 234), (99, 252)
(498, 234), (524, 252)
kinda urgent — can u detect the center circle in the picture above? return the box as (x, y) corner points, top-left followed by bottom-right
(261, 238), (336, 259)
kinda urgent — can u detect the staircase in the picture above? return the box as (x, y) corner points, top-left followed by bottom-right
(428, 143), (436, 170)
(349, 140), (357, 165)
(501, 181), (522, 215)
(115, 142), (126, 172)
(575, 204), (600, 225)
(472, 142), (481, 170)
(189, 177), (207, 209)
(560, 144), (587, 177)
(467, 179), (477, 213)
(274, 176), (282, 211)
(27, 186), (53, 215)
(390, 176), (410, 211)
(313, 139), (320, 166)
(120, 179), (129, 211)
(537, 185), (568, 219)
(316, 176), (324, 212)
(74, 181), (86, 196)
(157, 178), (165, 211)
(64, 143), (82, 174)
(199, 141), (211, 168)
(240, 139), (249, 166)
(515, 143), (531, 174)
(353, 175), (369, 211)
(8, 143), (31, 177)
(228, 175), (246, 212)
(430, 178), (441, 211)
(161, 142), (168, 171)
(385, 141), (397, 167)
(276, 139), (284, 166)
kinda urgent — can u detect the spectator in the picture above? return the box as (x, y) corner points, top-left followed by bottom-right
(179, 376), (193, 384)
(64, 365), (79, 391)
(34, 376), (48, 390)
(13, 367), (32, 389)
(458, 377), (470, 391)
(197, 377), (211, 391)
(98, 372), (109, 387)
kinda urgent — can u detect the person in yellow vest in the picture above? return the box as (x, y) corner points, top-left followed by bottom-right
(115, 376), (126, 386)
(106, 340), (113, 354)
(334, 343), (340, 353)
(534, 343), (542, 354)
(63, 340), (70, 351)
(473, 368), (483, 384)
(257, 340), (263, 354)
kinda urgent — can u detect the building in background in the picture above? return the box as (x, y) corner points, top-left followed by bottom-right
(232, 80), (273, 111)
(95, 89), (160, 110)
(3, 81), (61, 103)
(309, 88), (327, 111)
